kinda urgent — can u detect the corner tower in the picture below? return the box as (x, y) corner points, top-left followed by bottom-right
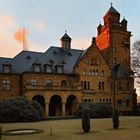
(96, 4), (131, 70)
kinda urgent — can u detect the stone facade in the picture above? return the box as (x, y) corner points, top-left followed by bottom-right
(0, 5), (137, 116)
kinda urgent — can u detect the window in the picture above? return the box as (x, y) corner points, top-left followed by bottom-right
(124, 59), (127, 64)
(99, 82), (101, 90)
(95, 70), (98, 76)
(81, 81), (90, 90)
(84, 81), (87, 90)
(99, 81), (105, 91)
(113, 47), (116, 53)
(31, 79), (37, 86)
(61, 80), (67, 88)
(90, 57), (99, 66)
(45, 65), (52, 73)
(117, 99), (123, 108)
(88, 70), (92, 76)
(117, 82), (122, 90)
(113, 57), (117, 64)
(3, 65), (11, 73)
(46, 79), (53, 89)
(82, 69), (86, 76)
(102, 82), (104, 90)
(91, 70), (95, 76)
(101, 70), (105, 76)
(126, 99), (130, 107)
(33, 64), (41, 72)
(2, 80), (10, 90)
(56, 66), (63, 73)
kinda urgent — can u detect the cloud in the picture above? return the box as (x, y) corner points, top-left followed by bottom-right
(0, 14), (23, 58)
(28, 20), (47, 31)
(72, 37), (91, 50)
(0, 14), (47, 58)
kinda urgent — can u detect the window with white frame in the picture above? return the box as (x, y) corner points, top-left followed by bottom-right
(2, 80), (10, 90)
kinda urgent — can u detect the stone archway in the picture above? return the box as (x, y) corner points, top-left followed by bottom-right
(32, 95), (45, 109)
(49, 95), (62, 116)
(66, 95), (78, 115)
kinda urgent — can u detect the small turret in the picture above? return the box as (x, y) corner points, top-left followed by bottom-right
(97, 24), (102, 35)
(60, 32), (71, 50)
(121, 18), (127, 31)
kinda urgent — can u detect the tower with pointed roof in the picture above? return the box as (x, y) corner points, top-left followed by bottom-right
(96, 4), (131, 71)
(60, 32), (72, 50)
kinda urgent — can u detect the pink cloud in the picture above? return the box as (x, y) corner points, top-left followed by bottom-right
(72, 37), (91, 50)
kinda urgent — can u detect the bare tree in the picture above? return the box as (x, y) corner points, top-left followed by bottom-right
(131, 40), (140, 84)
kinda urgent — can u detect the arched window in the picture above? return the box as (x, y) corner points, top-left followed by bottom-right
(102, 82), (105, 90)
(117, 99), (123, 108)
(2, 79), (10, 90)
(46, 79), (53, 89)
(95, 70), (98, 76)
(31, 79), (37, 86)
(101, 70), (105, 76)
(82, 69), (86, 76)
(92, 70), (95, 76)
(84, 81), (87, 90)
(117, 82), (122, 90)
(126, 99), (130, 107)
(61, 80), (67, 89)
(99, 81), (101, 90)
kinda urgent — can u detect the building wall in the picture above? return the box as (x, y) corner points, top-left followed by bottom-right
(0, 74), (20, 99)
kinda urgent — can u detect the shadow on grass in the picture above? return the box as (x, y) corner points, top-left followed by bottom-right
(106, 127), (129, 131)
(73, 130), (100, 135)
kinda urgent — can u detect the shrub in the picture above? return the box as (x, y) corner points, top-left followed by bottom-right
(82, 108), (90, 133)
(76, 103), (112, 118)
(31, 100), (44, 117)
(0, 96), (42, 123)
(112, 109), (119, 129)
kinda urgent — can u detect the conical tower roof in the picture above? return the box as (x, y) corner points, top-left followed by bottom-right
(104, 4), (120, 18)
(61, 33), (71, 41)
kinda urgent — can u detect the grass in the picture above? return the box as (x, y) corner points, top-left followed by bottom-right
(0, 116), (140, 140)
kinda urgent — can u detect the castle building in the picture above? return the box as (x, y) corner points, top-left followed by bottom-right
(0, 5), (137, 116)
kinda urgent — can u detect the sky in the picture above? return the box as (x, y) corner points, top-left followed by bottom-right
(0, 0), (140, 95)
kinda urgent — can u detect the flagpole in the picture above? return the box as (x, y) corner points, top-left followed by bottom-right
(23, 26), (25, 51)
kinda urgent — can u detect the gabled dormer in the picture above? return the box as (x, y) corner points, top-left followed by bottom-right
(32, 63), (41, 72)
(2, 63), (12, 73)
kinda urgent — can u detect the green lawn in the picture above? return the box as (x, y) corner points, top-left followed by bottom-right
(0, 116), (140, 140)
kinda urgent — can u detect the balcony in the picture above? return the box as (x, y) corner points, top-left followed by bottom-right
(24, 84), (82, 91)
(82, 89), (95, 94)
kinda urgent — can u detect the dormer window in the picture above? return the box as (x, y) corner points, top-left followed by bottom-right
(57, 66), (63, 73)
(2, 64), (11, 73)
(32, 63), (41, 72)
(44, 65), (52, 73)
(55, 65), (63, 73)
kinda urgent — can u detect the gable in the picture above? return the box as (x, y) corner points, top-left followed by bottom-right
(75, 42), (110, 76)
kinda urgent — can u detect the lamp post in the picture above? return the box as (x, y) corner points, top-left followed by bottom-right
(113, 77), (116, 109)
